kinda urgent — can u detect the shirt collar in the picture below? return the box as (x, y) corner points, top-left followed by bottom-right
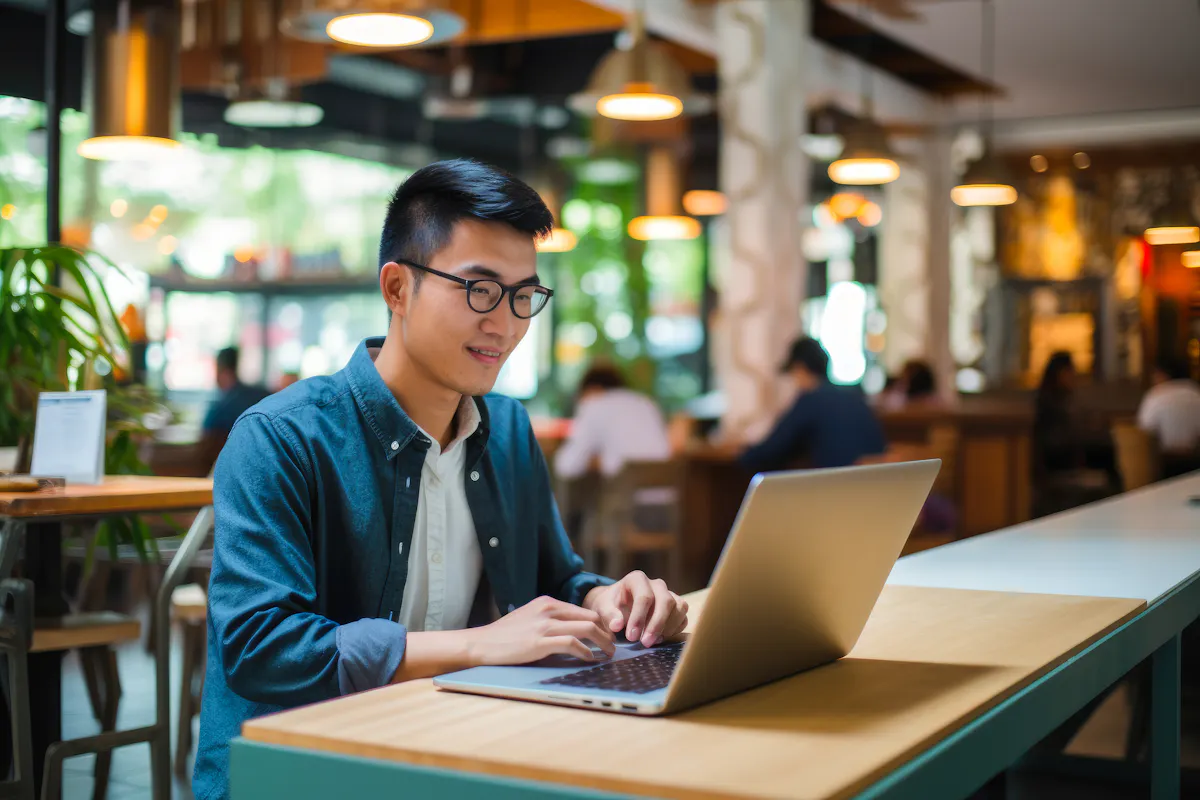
(344, 336), (491, 461)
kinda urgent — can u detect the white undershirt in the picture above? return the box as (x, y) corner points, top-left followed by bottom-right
(397, 396), (483, 633)
(1138, 380), (1200, 453)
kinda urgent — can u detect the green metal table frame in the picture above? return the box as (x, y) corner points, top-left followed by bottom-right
(231, 573), (1199, 800)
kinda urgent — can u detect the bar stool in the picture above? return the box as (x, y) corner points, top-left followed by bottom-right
(171, 584), (207, 777)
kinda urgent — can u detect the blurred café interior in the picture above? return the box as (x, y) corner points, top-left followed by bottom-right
(2, 0), (1200, 797)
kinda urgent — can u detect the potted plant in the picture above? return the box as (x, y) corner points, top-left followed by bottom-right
(1, 242), (172, 560)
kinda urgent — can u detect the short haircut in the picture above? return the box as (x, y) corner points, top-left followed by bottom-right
(904, 360), (936, 398)
(378, 159), (553, 285)
(216, 347), (239, 374)
(1158, 357), (1192, 381)
(780, 336), (830, 379)
(579, 364), (627, 393)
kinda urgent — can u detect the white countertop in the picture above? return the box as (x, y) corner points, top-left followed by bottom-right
(888, 473), (1200, 603)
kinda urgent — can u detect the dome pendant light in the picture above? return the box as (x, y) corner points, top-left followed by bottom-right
(573, 4), (689, 122)
(280, 1), (464, 49)
(952, 0), (1016, 207)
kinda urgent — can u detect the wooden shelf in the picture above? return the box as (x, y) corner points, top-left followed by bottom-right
(149, 274), (378, 296)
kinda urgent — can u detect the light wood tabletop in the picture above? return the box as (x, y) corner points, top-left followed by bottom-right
(242, 584), (1144, 800)
(0, 475), (213, 519)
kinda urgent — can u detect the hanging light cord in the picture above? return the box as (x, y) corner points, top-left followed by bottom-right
(980, 0), (995, 145)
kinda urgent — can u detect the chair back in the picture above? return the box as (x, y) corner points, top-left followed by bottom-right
(1112, 423), (1161, 492)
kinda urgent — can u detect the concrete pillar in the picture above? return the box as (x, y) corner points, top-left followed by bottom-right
(714, 0), (809, 442)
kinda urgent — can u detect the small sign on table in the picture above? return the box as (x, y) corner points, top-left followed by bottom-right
(30, 390), (107, 485)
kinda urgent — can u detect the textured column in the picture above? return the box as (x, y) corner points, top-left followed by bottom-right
(714, 0), (809, 442)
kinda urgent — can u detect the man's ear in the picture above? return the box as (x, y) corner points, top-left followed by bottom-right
(379, 261), (410, 319)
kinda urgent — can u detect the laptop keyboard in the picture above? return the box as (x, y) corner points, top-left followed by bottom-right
(539, 643), (684, 695)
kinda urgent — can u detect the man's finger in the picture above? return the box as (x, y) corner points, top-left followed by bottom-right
(543, 636), (594, 662)
(602, 582), (631, 631)
(542, 598), (601, 623)
(551, 620), (616, 657)
(641, 579), (675, 647)
(664, 594), (689, 639)
(623, 572), (654, 642)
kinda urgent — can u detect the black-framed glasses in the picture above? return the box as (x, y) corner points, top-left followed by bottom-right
(398, 260), (554, 319)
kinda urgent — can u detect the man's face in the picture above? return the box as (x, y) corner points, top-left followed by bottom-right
(390, 218), (538, 397)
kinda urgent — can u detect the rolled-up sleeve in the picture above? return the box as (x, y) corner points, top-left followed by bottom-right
(210, 414), (407, 706)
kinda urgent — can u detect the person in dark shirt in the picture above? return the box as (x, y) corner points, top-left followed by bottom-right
(739, 337), (886, 473)
(200, 347), (269, 472)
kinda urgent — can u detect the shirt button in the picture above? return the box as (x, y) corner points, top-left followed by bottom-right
(431, 551), (443, 564)
(397, 542), (404, 556)
(489, 537), (500, 548)
(470, 471), (480, 482)
(507, 604), (516, 613)
(390, 441), (399, 451)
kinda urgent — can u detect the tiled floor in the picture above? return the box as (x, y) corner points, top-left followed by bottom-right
(50, 640), (1200, 800)
(58, 636), (195, 800)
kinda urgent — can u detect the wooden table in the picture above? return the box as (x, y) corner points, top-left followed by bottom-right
(0, 475), (213, 794)
(234, 585), (1142, 800)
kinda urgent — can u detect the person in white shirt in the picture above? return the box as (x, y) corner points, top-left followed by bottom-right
(1138, 357), (1200, 469)
(554, 365), (672, 480)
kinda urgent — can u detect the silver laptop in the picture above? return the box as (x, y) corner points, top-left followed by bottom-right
(435, 459), (940, 715)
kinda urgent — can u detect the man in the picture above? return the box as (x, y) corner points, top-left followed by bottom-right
(199, 347), (268, 472)
(739, 336), (886, 473)
(554, 364), (671, 480)
(194, 160), (688, 800)
(1138, 357), (1200, 475)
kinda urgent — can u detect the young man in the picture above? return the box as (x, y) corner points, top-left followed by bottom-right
(194, 160), (689, 800)
(739, 336), (886, 473)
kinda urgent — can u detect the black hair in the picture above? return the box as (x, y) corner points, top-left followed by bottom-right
(1157, 356), (1193, 382)
(781, 337), (830, 380)
(904, 360), (936, 399)
(378, 159), (553, 286)
(216, 347), (239, 374)
(1037, 351), (1075, 406)
(579, 365), (627, 393)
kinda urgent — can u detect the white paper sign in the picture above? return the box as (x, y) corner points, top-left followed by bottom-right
(30, 390), (107, 485)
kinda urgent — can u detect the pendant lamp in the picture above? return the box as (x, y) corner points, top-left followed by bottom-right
(628, 147), (701, 241)
(280, 0), (464, 48)
(78, 0), (182, 161)
(827, 4), (899, 186)
(570, 5), (707, 122)
(1145, 178), (1199, 245)
(952, 0), (1016, 207)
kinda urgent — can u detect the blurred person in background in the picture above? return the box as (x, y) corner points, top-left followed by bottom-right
(1138, 356), (1200, 477)
(554, 364), (671, 481)
(1033, 351), (1087, 476)
(200, 346), (270, 472)
(880, 359), (939, 411)
(740, 337), (886, 473)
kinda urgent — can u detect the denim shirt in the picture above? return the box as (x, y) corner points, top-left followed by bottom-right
(193, 337), (611, 800)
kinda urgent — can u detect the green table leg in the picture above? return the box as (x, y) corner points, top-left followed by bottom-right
(1151, 634), (1181, 800)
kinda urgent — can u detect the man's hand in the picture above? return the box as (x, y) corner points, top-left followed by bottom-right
(583, 571), (689, 648)
(469, 596), (616, 665)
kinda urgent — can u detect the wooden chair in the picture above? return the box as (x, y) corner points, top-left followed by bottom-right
(581, 461), (683, 587)
(32, 613), (140, 800)
(170, 584), (207, 777)
(1111, 422), (1161, 492)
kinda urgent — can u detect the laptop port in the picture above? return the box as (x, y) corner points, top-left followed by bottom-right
(621, 704), (638, 712)
(601, 701), (613, 708)
(582, 699), (594, 705)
